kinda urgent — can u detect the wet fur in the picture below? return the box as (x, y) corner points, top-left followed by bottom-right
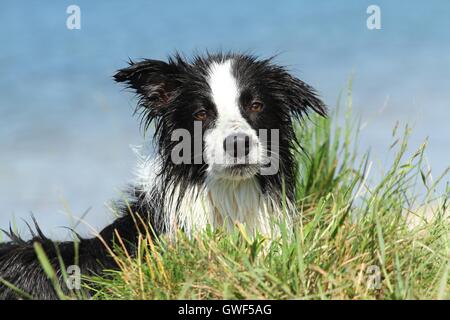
(0, 52), (326, 299)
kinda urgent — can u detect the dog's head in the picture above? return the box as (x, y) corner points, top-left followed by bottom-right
(115, 53), (326, 197)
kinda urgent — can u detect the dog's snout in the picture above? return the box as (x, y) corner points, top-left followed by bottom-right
(223, 133), (251, 158)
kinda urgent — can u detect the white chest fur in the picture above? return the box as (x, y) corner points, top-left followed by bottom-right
(135, 155), (290, 239)
(162, 178), (290, 238)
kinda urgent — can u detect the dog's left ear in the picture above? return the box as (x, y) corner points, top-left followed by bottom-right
(279, 70), (327, 118)
(114, 59), (184, 117)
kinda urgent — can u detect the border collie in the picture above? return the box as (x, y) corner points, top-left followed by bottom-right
(0, 52), (326, 299)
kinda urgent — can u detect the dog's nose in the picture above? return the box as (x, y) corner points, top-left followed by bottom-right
(223, 133), (251, 158)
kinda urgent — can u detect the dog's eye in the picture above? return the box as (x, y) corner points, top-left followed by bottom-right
(193, 110), (208, 121)
(249, 102), (263, 113)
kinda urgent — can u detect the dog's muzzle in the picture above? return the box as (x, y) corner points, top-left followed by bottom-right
(223, 132), (251, 159)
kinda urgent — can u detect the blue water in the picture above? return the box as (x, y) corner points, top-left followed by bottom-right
(0, 0), (449, 238)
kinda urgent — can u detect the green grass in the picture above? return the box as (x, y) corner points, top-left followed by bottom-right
(81, 85), (449, 300)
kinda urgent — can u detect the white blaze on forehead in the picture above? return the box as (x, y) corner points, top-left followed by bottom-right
(204, 59), (262, 177)
(207, 60), (241, 121)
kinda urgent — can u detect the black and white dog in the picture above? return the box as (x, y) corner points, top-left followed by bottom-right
(0, 52), (326, 299)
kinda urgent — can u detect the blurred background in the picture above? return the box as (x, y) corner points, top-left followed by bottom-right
(0, 0), (449, 238)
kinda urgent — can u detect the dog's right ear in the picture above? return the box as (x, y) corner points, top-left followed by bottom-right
(114, 59), (183, 115)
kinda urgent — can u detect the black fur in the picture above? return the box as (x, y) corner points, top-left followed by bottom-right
(0, 52), (326, 299)
(0, 190), (156, 299)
